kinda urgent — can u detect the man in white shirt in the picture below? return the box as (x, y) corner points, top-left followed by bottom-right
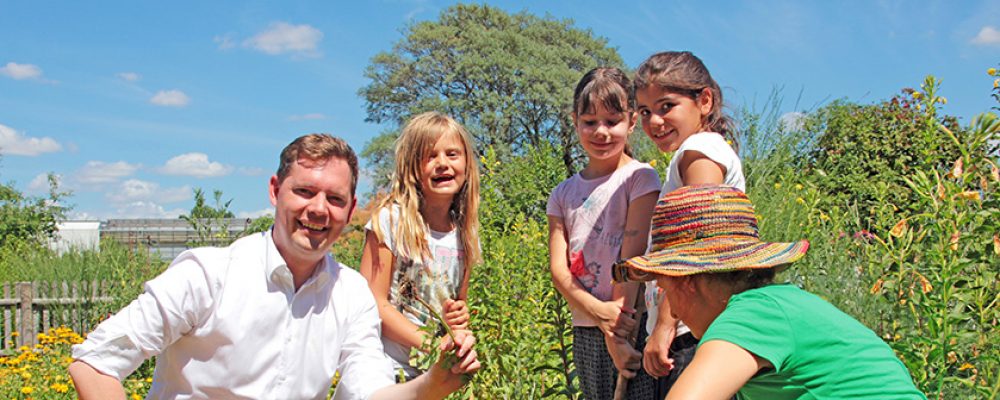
(69, 134), (479, 400)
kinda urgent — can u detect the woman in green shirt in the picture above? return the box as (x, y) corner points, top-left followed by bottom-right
(614, 184), (925, 400)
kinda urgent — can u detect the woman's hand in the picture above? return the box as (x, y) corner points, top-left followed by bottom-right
(443, 299), (470, 331)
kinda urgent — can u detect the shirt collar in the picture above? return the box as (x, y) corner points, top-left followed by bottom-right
(264, 229), (334, 290)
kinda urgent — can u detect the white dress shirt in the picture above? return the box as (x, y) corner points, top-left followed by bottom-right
(72, 230), (395, 400)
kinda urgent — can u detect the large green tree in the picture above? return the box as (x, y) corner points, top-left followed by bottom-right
(359, 3), (625, 189)
(0, 172), (68, 249)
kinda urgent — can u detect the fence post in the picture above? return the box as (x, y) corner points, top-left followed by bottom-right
(17, 282), (34, 347)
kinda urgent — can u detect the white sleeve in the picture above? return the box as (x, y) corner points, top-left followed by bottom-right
(332, 284), (395, 400)
(71, 252), (216, 380)
(365, 207), (397, 253)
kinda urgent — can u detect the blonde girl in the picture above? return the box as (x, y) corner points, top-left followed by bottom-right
(360, 111), (481, 380)
(547, 67), (661, 399)
(633, 51), (745, 395)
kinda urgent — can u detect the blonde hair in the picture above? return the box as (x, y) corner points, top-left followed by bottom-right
(372, 112), (481, 272)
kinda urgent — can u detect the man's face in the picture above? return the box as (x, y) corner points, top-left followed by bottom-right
(269, 157), (355, 268)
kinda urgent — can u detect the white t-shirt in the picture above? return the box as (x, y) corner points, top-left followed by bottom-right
(365, 206), (467, 377)
(72, 231), (394, 400)
(646, 132), (745, 335)
(547, 159), (661, 327)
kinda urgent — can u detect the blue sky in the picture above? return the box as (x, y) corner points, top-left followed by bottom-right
(1, 1), (998, 220)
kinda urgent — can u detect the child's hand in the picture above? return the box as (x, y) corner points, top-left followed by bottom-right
(593, 301), (637, 338)
(605, 335), (641, 379)
(443, 299), (470, 331)
(643, 325), (676, 378)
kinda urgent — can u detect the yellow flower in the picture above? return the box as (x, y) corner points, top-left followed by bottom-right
(995, 79), (999, 89)
(959, 362), (975, 371)
(794, 183), (804, 190)
(132, 394), (143, 400)
(890, 218), (908, 238)
(774, 182), (782, 189)
(146, 377), (153, 383)
(50, 383), (69, 393)
(10, 332), (18, 337)
(956, 191), (981, 201)
(819, 212), (829, 221)
(795, 197), (805, 205)
(21, 372), (31, 379)
(911, 91), (923, 100)
(937, 97), (947, 104)
(648, 159), (657, 167)
(21, 386), (33, 394)
(989, 68), (997, 76)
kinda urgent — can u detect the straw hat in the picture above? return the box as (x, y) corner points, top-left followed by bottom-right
(613, 184), (809, 282)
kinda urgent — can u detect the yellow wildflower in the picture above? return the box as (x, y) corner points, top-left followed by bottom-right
(50, 383), (69, 393)
(955, 191), (981, 201)
(794, 183), (803, 190)
(146, 377), (153, 383)
(795, 197), (805, 205)
(912, 91), (923, 100)
(21, 386), (33, 395)
(959, 362), (975, 371)
(989, 68), (997, 76)
(649, 159), (657, 167)
(10, 331), (18, 337)
(889, 219), (908, 238)
(21, 372), (31, 379)
(995, 79), (999, 89)
(774, 182), (782, 189)
(819, 212), (829, 221)
(937, 97), (947, 104)
(132, 394), (143, 400)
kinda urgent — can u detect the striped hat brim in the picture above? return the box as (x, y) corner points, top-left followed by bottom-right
(615, 238), (810, 280)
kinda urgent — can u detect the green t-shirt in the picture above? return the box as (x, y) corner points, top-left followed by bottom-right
(700, 284), (926, 400)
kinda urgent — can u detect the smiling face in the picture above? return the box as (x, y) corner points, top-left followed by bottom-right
(574, 102), (635, 162)
(269, 156), (356, 271)
(636, 85), (713, 153)
(419, 131), (468, 205)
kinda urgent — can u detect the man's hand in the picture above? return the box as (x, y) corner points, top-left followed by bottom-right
(593, 301), (637, 338)
(424, 330), (480, 395)
(443, 299), (470, 331)
(643, 325), (676, 378)
(605, 335), (641, 379)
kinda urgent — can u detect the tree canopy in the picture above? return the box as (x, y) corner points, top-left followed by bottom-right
(359, 3), (625, 189)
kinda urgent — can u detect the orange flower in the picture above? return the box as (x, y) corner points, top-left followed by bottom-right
(949, 231), (960, 251)
(890, 219), (908, 238)
(993, 234), (999, 256)
(870, 278), (884, 294)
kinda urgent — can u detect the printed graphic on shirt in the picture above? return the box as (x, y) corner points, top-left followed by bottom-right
(392, 242), (464, 326)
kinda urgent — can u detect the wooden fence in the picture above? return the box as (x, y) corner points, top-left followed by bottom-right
(0, 281), (112, 350)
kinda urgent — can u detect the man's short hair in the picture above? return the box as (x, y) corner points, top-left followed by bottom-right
(276, 134), (359, 195)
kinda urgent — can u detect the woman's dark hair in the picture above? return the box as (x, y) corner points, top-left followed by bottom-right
(705, 268), (776, 295)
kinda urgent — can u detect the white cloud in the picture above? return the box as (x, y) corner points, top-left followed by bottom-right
(289, 113), (327, 121)
(107, 179), (191, 204)
(0, 62), (42, 80)
(779, 112), (807, 132)
(243, 22), (323, 57)
(113, 201), (186, 219)
(117, 72), (141, 82)
(238, 208), (274, 219)
(972, 26), (1000, 45)
(75, 161), (140, 185)
(150, 90), (191, 107)
(28, 173), (61, 193)
(0, 123), (63, 156)
(159, 152), (233, 178)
